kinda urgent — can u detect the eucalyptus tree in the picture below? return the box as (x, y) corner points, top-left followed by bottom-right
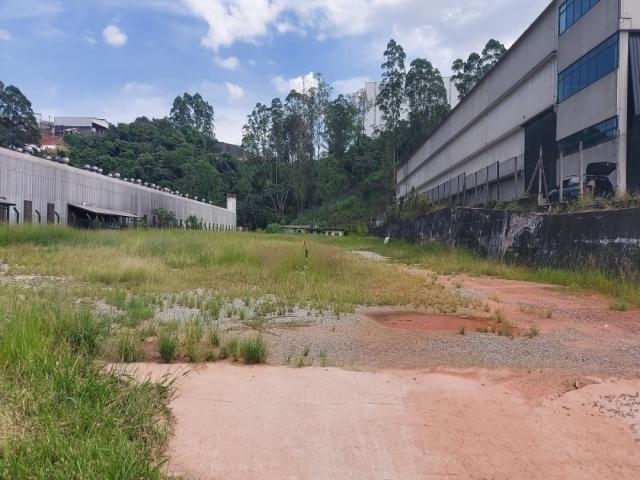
(405, 58), (449, 147)
(377, 39), (407, 202)
(170, 92), (215, 138)
(451, 39), (507, 100)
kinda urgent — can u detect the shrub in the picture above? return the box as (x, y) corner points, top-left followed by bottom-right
(57, 309), (109, 357)
(265, 223), (283, 234)
(239, 335), (268, 364)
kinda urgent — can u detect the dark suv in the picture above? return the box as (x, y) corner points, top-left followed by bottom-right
(549, 162), (615, 202)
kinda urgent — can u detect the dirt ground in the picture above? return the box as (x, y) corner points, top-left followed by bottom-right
(137, 253), (639, 479)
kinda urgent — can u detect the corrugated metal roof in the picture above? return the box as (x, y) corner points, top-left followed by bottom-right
(68, 203), (140, 218)
(54, 117), (110, 129)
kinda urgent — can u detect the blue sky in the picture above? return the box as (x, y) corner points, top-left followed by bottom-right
(0, 0), (550, 143)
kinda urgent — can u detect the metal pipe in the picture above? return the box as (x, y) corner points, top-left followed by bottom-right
(35, 210), (41, 223)
(12, 207), (19, 224)
(559, 149), (564, 203)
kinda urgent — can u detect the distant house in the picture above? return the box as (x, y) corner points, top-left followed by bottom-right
(54, 117), (110, 137)
(282, 225), (344, 237)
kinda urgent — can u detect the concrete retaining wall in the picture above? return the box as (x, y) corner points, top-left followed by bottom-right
(377, 207), (640, 276)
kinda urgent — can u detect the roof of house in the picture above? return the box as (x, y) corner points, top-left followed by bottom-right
(54, 117), (110, 129)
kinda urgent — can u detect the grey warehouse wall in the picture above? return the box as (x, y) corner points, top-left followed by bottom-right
(0, 147), (236, 228)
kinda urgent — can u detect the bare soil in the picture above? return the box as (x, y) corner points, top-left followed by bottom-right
(135, 252), (640, 479)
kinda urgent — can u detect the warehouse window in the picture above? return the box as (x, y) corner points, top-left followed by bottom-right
(558, 116), (617, 156)
(559, 0), (600, 34)
(558, 34), (618, 102)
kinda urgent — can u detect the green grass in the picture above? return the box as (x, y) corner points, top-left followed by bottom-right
(0, 290), (171, 478)
(321, 235), (640, 307)
(239, 335), (268, 364)
(158, 333), (178, 363)
(115, 332), (143, 363)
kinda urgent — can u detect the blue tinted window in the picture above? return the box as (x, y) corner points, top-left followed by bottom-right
(558, 117), (618, 156)
(559, 0), (600, 34)
(557, 34), (618, 102)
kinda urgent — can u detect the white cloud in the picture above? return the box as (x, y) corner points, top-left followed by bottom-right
(332, 76), (369, 95)
(102, 24), (128, 47)
(215, 55), (240, 71)
(225, 82), (245, 100)
(272, 72), (318, 94)
(0, 29), (11, 41)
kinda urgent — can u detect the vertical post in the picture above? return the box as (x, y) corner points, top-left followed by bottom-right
(559, 149), (564, 203)
(617, 30), (629, 196)
(514, 157), (519, 200)
(485, 166), (490, 203)
(578, 141), (584, 198)
(475, 172), (479, 206)
(463, 173), (467, 206)
(496, 161), (500, 202)
(538, 146), (543, 206)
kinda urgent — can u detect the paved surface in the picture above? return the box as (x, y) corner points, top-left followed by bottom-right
(135, 364), (640, 480)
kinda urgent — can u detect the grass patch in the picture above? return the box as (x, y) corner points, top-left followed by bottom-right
(239, 335), (268, 364)
(158, 333), (178, 363)
(0, 290), (171, 478)
(609, 299), (630, 312)
(115, 332), (143, 363)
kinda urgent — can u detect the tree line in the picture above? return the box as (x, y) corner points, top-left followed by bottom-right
(0, 38), (505, 231)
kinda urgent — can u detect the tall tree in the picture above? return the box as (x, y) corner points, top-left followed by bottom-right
(325, 94), (357, 160)
(0, 81), (40, 147)
(451, 39), (507, 100)
(170, 93), (215, 138)
(377, 39), (407, 204)
(405, 58), (449, 147)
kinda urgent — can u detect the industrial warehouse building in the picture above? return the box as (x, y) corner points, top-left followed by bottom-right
(398, 0), (640, 204)
(0, 147), (237, 229)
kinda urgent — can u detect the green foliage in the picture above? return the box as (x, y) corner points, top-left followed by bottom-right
(115, 333), (143, 363)
(170, 92), (215, 138)
(0, 80), (41, 148)
(152, 208), (178, 228)
(0, 296), (171, 478)
(158, 332), (177, 363)
(266, 223), (283, 234)
(186, 215), (203, 230)
(451, 39), (507, 99)
(239, 335), (268, 364)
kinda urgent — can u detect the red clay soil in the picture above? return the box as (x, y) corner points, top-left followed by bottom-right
(133, 363), (640, 480)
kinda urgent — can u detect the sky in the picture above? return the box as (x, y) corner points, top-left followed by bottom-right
(0, 0), (550, 144)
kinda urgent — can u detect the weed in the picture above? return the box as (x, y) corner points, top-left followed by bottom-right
(115, 332), (143, 362)
(221, 337), (239, 361)
(208, 325), (221, 347)
(496, 320), (516, 338)
(239, 335), (268, 364)
(458, 325), (466, 335)
(158, 333), (177, 363)
(609, 299), (629, 312)
(525, 324), (540, 339)
(302, 346), (310, 357)
(492, 309), (506, 324)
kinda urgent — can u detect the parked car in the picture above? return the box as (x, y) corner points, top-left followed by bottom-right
(549, 162), (616, 202)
